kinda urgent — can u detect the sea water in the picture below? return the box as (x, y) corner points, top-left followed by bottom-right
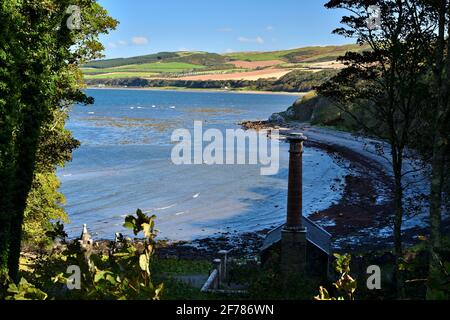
(58, 89), (346, 240)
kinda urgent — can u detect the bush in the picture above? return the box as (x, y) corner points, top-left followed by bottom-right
(2, 210), (164, 300)
(315, 254), (357, 300)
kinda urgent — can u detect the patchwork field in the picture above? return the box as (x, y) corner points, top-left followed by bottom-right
(173, 68), (292, 81)
(83, 44), (367, 81)
(226, 60), (285, 69)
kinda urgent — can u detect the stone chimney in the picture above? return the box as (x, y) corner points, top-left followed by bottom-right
(286, 133), (307, 230)
(281, 133), (308, 278)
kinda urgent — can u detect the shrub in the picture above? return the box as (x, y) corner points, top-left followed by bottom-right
(315, 254), (357, 300)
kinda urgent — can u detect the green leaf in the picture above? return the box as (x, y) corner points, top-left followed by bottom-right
(154, 283), (164, 300)
(137, 209), (145, 220)
(142, 223), (153, 239)
(123, 221), (134, 230)
(139, 254), (150, 273)
(94, 270), (108, 283)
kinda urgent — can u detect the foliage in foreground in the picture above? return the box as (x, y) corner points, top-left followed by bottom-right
(23, 109), (80, 248)
(1, 210), (163, 300)
(315, 254), (356, 300)
(0, 0), (118, 280)
(0, 273), (48, 300)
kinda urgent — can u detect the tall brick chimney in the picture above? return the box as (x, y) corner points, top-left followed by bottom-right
(281, 132), (308, 278)
(286, 133), (307, 230)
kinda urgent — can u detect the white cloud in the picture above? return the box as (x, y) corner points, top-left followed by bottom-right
(107, 40), (129, 49)
(238, 36), (264, 44)
(266, 26), (274, 32)
(225, 48), (234, 53)
(218, 27), (233, 32)
(132, 36), (149, 45)
(107, 37), (149, 49)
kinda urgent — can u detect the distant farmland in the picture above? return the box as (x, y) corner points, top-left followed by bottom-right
(83, 44), (367, 82)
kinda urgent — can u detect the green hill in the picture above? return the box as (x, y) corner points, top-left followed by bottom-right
(224, 44), (367, 63)
(85, 52), (229, 69)
(84, 52), (180, 68)
(85, 44), (367, 69)
(83, 43), (368, 82)
(83, 62), (207, 74)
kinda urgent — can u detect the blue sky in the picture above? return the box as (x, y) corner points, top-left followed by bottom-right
(98, 0), (351, 59)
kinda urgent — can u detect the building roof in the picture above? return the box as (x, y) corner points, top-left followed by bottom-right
(261, 216), (332, 255)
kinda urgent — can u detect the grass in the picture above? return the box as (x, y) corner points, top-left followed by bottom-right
(83, 68), (249, 80)
(83, 62), (206, 74)
(83, 72), (159, 79)
(225, 51), (293, 61)
(85, 44), (364, 70)
(151, 258), (220, 300)
(279, 62), (310, 68)
(152, 258), (211, 276)
(226, 44), (369, 63)
(301, 90), (318, 101)
(82, 44), (368, 81)
(84, 52), (227, 69)
(115, 62), (206, 72)
(82, 62), (209, 79)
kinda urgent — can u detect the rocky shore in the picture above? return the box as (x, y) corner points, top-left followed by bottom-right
(23, 118), (437, 262)
(78, 118), (432, 260)
(238, 119), (433, 254)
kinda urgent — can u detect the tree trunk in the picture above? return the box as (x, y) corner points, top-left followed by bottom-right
(6, 110), (43, 281)
(392, 154), (405, 299)
(430, 134), (445, 250)
(0, 108), (19, 275)
(427, 0), (449, 299)
(0, 216), (11, 274)
(0, 164), (13, 273)
(427, 133), (445, 299)
(393, 183), (405, 298)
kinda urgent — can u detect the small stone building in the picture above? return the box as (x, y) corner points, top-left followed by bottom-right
(260, 217), (332, 278)
(260, 132), (332, 280)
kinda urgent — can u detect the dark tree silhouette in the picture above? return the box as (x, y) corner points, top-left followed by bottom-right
(318, 0), (434, 298)
(0, 0), (117, 280)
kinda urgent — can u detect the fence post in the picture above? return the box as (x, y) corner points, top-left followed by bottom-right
(219, 250), (229, 282)
(213, 259), (222, 289)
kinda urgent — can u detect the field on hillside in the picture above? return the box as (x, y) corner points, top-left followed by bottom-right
(82, 44), (366, 82)
(83, 62), (215, 80)
(226, 60), (284, 69)
(173, 69), (292, 81)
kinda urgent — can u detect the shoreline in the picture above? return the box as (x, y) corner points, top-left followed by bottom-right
(43, 128), (402, 260)
(86, 85), (305, 96)
(25, 121), (441, 261)
(237, 121), (450, 254)
(44, 105), (437, 260)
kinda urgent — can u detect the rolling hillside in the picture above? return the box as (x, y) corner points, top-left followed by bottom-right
(84, 52), (229, 69)
(224, 44), (364, 62)
(83, 44), (367, 83)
